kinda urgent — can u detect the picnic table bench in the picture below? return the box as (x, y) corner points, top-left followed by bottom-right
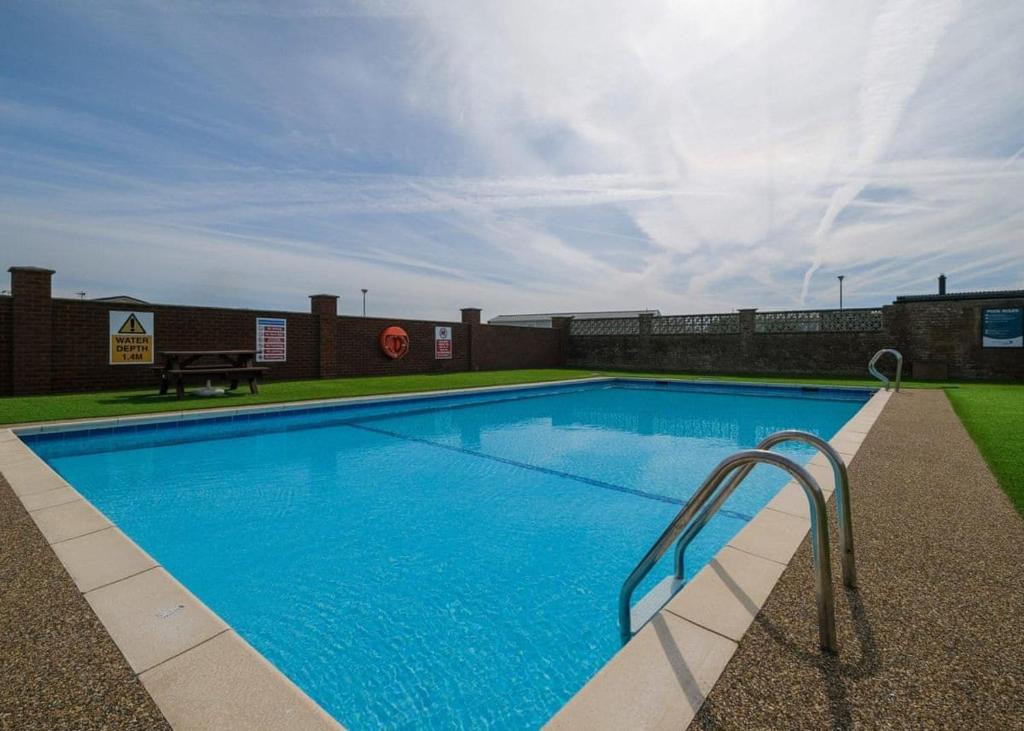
(154, 350), (268, 399)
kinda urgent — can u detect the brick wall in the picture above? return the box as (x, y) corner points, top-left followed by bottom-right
(470, 323), (563, 371)
(3, 265), (1020, 395)
(0, 296), (11, 395)
(47, 299), (320, 393)
(334, 316), (470, 376)
(0, 266), (566, 396)
(10, 268), (55, 394)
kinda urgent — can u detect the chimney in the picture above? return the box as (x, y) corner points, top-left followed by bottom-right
(938, 274), (947, 295)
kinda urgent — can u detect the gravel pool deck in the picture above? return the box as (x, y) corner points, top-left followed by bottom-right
(0, 473), (170, 731)
(693, 389), (1024, 730)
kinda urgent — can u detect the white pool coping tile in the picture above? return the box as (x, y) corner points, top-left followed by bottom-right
(54, 526), (159, 593)
(31, 499), (112, 544)
(19, 485), (82, 512)
(139, 631), (340, 731)
(663, 546), (788, 642)
(84, 567), (230, 674)
(0, 377), (891, 731)
(546, 612), (737, 731)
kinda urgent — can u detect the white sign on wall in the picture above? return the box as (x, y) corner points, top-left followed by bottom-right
(434, 325), (452, 360)
(256, 317), (287, 362)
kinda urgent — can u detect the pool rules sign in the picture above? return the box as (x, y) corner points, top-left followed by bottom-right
(256, 317), (287, 362)
(109, 311), (154, 364)
(435, 326), (452, 359)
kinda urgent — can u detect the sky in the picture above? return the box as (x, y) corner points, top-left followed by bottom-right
(1, 0), (1022, 320)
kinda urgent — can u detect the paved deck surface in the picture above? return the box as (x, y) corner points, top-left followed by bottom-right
(693, 390), (1024, 730)
(0, 474), (170, 731)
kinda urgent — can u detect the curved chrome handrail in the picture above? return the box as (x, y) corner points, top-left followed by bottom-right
(618, 449), (837, 652)
(674, 431), (856, 588)
(869, 348), (903, 392)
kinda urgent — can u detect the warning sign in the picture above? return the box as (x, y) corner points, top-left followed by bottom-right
(256, 317), (287, 362)
(109, 311), (154, 364)
(434, 325), (452, 360)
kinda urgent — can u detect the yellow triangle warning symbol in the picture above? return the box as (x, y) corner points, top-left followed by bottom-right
(118, 314), (147, 334)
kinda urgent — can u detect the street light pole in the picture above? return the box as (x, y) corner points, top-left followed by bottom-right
(837, 275), (845, 310)
(361, 288), (368, 317)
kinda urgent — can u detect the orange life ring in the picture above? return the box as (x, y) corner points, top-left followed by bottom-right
(379, 326), (410, 359)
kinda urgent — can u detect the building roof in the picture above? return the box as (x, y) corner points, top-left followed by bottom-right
(895, 290), (1024, 303)
(488, 309), (660, 324)
(92, 295), (151, 305)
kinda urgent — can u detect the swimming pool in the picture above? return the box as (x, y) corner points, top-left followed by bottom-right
(24, 379), (870, 729)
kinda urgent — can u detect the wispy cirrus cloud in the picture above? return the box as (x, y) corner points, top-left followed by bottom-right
(0, 0), (1021, 319)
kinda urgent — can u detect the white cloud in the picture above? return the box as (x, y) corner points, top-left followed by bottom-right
(1, 0), (1021, 317)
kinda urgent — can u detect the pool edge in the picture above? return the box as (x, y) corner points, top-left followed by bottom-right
(544, 387), (892, 730)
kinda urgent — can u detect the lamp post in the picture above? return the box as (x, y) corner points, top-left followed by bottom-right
(361, 288), (368, 317)
(837, 275), (845, 311)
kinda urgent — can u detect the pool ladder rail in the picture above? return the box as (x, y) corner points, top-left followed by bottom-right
(619, 431), (856, 654)
(869, 348), (903, 391)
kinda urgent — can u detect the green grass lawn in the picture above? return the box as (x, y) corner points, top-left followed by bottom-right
(1, 367), (1020, 515)
(0, 369), (600, 424)
(946, 384), (1024, 516)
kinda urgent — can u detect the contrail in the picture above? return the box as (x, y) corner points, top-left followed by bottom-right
(800, 0), (960, 304)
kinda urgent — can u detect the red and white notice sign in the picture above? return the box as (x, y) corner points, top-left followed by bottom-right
(434, 325), (452, 359)
(256, 317), (287, 362)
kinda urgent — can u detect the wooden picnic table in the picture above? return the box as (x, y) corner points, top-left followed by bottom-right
(154, 350), (268, 399)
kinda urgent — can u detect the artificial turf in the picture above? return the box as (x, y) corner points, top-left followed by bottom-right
(1, 368), (1020, 515)
(946, 384), (1024, 516)
(0, 369), (599, 424)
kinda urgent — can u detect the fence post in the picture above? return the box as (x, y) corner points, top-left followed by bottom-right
(309, 294), (339, 379)
(9, 266), (55, 395)
(461, 308), (481, 371)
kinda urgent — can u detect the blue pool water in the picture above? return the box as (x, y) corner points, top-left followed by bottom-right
(25, 379), (868, 729)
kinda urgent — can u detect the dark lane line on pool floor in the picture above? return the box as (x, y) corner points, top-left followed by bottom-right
(347, 422), (754, 521)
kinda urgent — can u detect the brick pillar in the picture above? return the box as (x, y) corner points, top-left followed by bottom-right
(461, 308), (482, 371)
(738, 308), (757, 367)
(9, 266), (55, 395)
(551, 316), (574, 366)
(310, 294), (339, 379)
(637, 312), (654, 371)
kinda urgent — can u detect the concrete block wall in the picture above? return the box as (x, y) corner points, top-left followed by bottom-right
(568, 331), (895, 377)
(887, 296), (1024, 381)
(568, 297), (1023, 381)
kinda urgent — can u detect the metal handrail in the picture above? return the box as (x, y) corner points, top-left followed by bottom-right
(869, 348), (903, 391)
(618, 450), (837, 652)
(674, 430), (856, 588)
